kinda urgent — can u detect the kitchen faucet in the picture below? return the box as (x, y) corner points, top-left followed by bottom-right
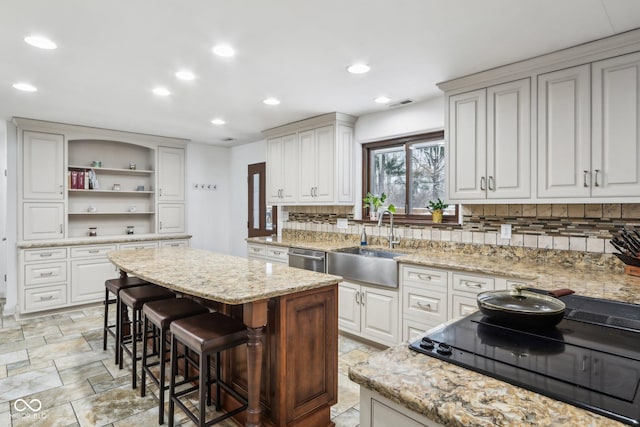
(377, 209), (400, 248)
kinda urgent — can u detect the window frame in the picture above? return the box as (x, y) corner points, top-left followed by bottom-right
(361, 130), (458, 224)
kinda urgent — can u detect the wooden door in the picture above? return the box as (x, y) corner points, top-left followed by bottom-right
(247, 162), (277, 237)
(592, 52), (640, 197)
(537, 64), (591, 198)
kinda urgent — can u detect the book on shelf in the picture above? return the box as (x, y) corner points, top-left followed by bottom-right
(70, 170), (78, 189)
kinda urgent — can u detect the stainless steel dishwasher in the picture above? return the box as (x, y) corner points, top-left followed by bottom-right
(288, 248), (326, 273)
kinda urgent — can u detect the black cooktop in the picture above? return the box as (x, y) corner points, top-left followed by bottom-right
(409, 294), (640, 426)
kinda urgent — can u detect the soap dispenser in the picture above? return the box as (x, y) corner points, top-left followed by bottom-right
(360, 226), (368, 246)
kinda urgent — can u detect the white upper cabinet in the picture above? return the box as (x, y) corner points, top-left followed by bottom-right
(591, 52), (640, 197)
(267, 133), (298, 203)
(537, 65), (591, 198)
(299, 125), (334, 203)
(158, 146), (185, 202)
(22, 131), (64, 200)
(487, 78), (530, 199)
(448, 79), (530, 201)
(448, 89), (487, 200)
(264, 113), (356, 205)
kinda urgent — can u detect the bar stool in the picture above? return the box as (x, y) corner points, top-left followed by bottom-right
(119, 284), (176, 388)
(168, 312), (248, 427)
(103, 276), (150, 364)
(140, 298), (209, 424)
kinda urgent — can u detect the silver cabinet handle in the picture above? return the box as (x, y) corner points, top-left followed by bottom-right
(361, 291), (365, 306)
(417, 273), (432, 281)
(39, 252), (53, 257)
(88, 249), (100, 254)
(40, 271), (53, 277)
(59, 224), (63, 234)
(583, 170), (589, 187)
(461, 280), (483, 289)
(417, 301), (432, 311)
(480, 176), (486, 191)
(488, 176), (495, 191)
(159, 221), (163, 230)
(287, 252), (325, 261)
(40, 295), (54, 301)
(59, 184), (63, 195)
(355, 291), (360, 305)
(159, 188), (162, 197)
(168, 243), (180, 247)
(594, 169), (600, 187)
(272, 250), (282, 255)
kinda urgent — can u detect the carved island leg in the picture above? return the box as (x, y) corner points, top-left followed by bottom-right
(243, 300), (268, 427)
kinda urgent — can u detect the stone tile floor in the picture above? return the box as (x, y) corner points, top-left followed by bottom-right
(0, 300), (382, 426)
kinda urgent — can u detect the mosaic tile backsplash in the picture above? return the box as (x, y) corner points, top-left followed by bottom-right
(282, 204), (640, 256)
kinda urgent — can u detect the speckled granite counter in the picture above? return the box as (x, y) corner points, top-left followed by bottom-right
(246, 235), (358, 252)
(18, 233), (191, 249)
(108, 247), (341, 304)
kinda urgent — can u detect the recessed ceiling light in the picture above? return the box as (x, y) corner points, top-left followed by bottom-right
(375, 96), (391, 104)
(211, 118), (225, 125)
(13, 82), (37, 92)
(263, 98), (280, 106)
(347, 63), (370, 74)
(212, 44), (235, 57)
(175, 70), (195, 81)
(152, 87), (171, 96)
(24, 35), (57, 50)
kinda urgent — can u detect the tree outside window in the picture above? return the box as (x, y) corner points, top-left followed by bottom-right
(364, 131), (457, 222)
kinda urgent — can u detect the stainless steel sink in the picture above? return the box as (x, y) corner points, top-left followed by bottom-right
(327, 247), (402, 288)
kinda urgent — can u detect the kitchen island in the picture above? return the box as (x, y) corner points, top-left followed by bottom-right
(108, 247), (341, 427)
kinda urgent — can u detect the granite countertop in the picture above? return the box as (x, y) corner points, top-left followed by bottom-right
(246, 235), (358, 252)
(108, 247), (341, 304)
(18, 233), (192, 249)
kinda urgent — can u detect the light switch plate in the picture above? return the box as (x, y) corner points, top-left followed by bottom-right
(501, 224), (512, 239)
(336, 218), (348, 229)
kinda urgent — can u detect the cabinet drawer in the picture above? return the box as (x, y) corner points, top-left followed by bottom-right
(24, 285), (68, 312)
(118, 242), (159, 250)
(451, 294), (479, 320)
(70, 245), (117, 258)
(24, 261), (67, 286)
(402, 318), (439, 343)
(247, 244), (267, 258)
(401, 265), (448, 292)
(161, 240), (189, 248)
(24, 248), (67, 262)
(402, 285), (447, 324)
(266, 246), (288, 263)
(452, 272), (495, 294)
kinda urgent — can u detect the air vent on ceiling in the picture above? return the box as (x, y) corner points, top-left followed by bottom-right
(221, 137), (235, 142)
(388, 99), (414, 108)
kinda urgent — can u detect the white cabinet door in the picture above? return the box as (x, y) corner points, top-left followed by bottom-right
(450, 294), (479, 320)
(487, 78), (531, 199)
(298, 129), (316, 202)
(314, 125), (335, 202)
(338, 282), (361, 334)
(592, 52), (640, 197)
(71, 258), (118, 303)
(537, 64), (591, 198)
(22, 131), (64, 200)
(281, 134), (298, 201)
(266, 137), (285, 202)
(448, 89), (487, 200)
(158, 204), (185, 234)
(335, 124), (354, 203)
(361, 286), (399, 346)
(158, 147), (185, 201)
(23, 203), (65, 240)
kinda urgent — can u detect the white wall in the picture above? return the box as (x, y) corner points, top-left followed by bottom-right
(185, 142), (231, 253)
(353, 96), (445, 218)
(0, 120), (6, 298)
(228, 140), (266, 257)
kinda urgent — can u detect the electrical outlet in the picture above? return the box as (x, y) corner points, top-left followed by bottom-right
(501, 224), (512, 239)
(336, 218), (348, 229)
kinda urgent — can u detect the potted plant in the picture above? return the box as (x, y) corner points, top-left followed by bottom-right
(363, 192), (396, 220)
(427, 198), (449, 223)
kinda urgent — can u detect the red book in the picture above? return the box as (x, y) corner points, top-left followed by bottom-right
(77, 171), (84, 190)
(71, 171), (78, 189)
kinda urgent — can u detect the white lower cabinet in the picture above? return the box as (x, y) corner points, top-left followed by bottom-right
(338, 281), (399, 347)
(23, 203), (65, 240)
(25, 285), (68, 312)
(21, 248), (69, 313)
(71, 257), (118, 303)
(161, 239), (190, 248)
(360, 388), (444, 427)
(246, 242), (289, 265)
(158, 204), (185, 234)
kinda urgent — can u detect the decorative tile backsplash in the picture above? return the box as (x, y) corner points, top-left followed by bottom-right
(282, 204), (640, 256)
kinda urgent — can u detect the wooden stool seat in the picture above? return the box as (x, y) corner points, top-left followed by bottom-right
(141, 298), (209, 424)
(168, 312), (248, 427)
(103, 276), (149, 364)
(119, 284), (176, 389)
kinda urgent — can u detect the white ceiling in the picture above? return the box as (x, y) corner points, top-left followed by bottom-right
(2, 0), (640, 146)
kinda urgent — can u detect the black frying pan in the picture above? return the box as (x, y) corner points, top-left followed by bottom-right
(476, 288), (574, 329)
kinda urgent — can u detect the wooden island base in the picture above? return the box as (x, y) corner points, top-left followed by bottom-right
(219, 285), (338, 427)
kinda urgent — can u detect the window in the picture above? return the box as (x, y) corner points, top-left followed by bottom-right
(363, 131), (457, 222)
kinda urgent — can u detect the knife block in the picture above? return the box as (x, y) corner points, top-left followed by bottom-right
(624, 265), (640, 277)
